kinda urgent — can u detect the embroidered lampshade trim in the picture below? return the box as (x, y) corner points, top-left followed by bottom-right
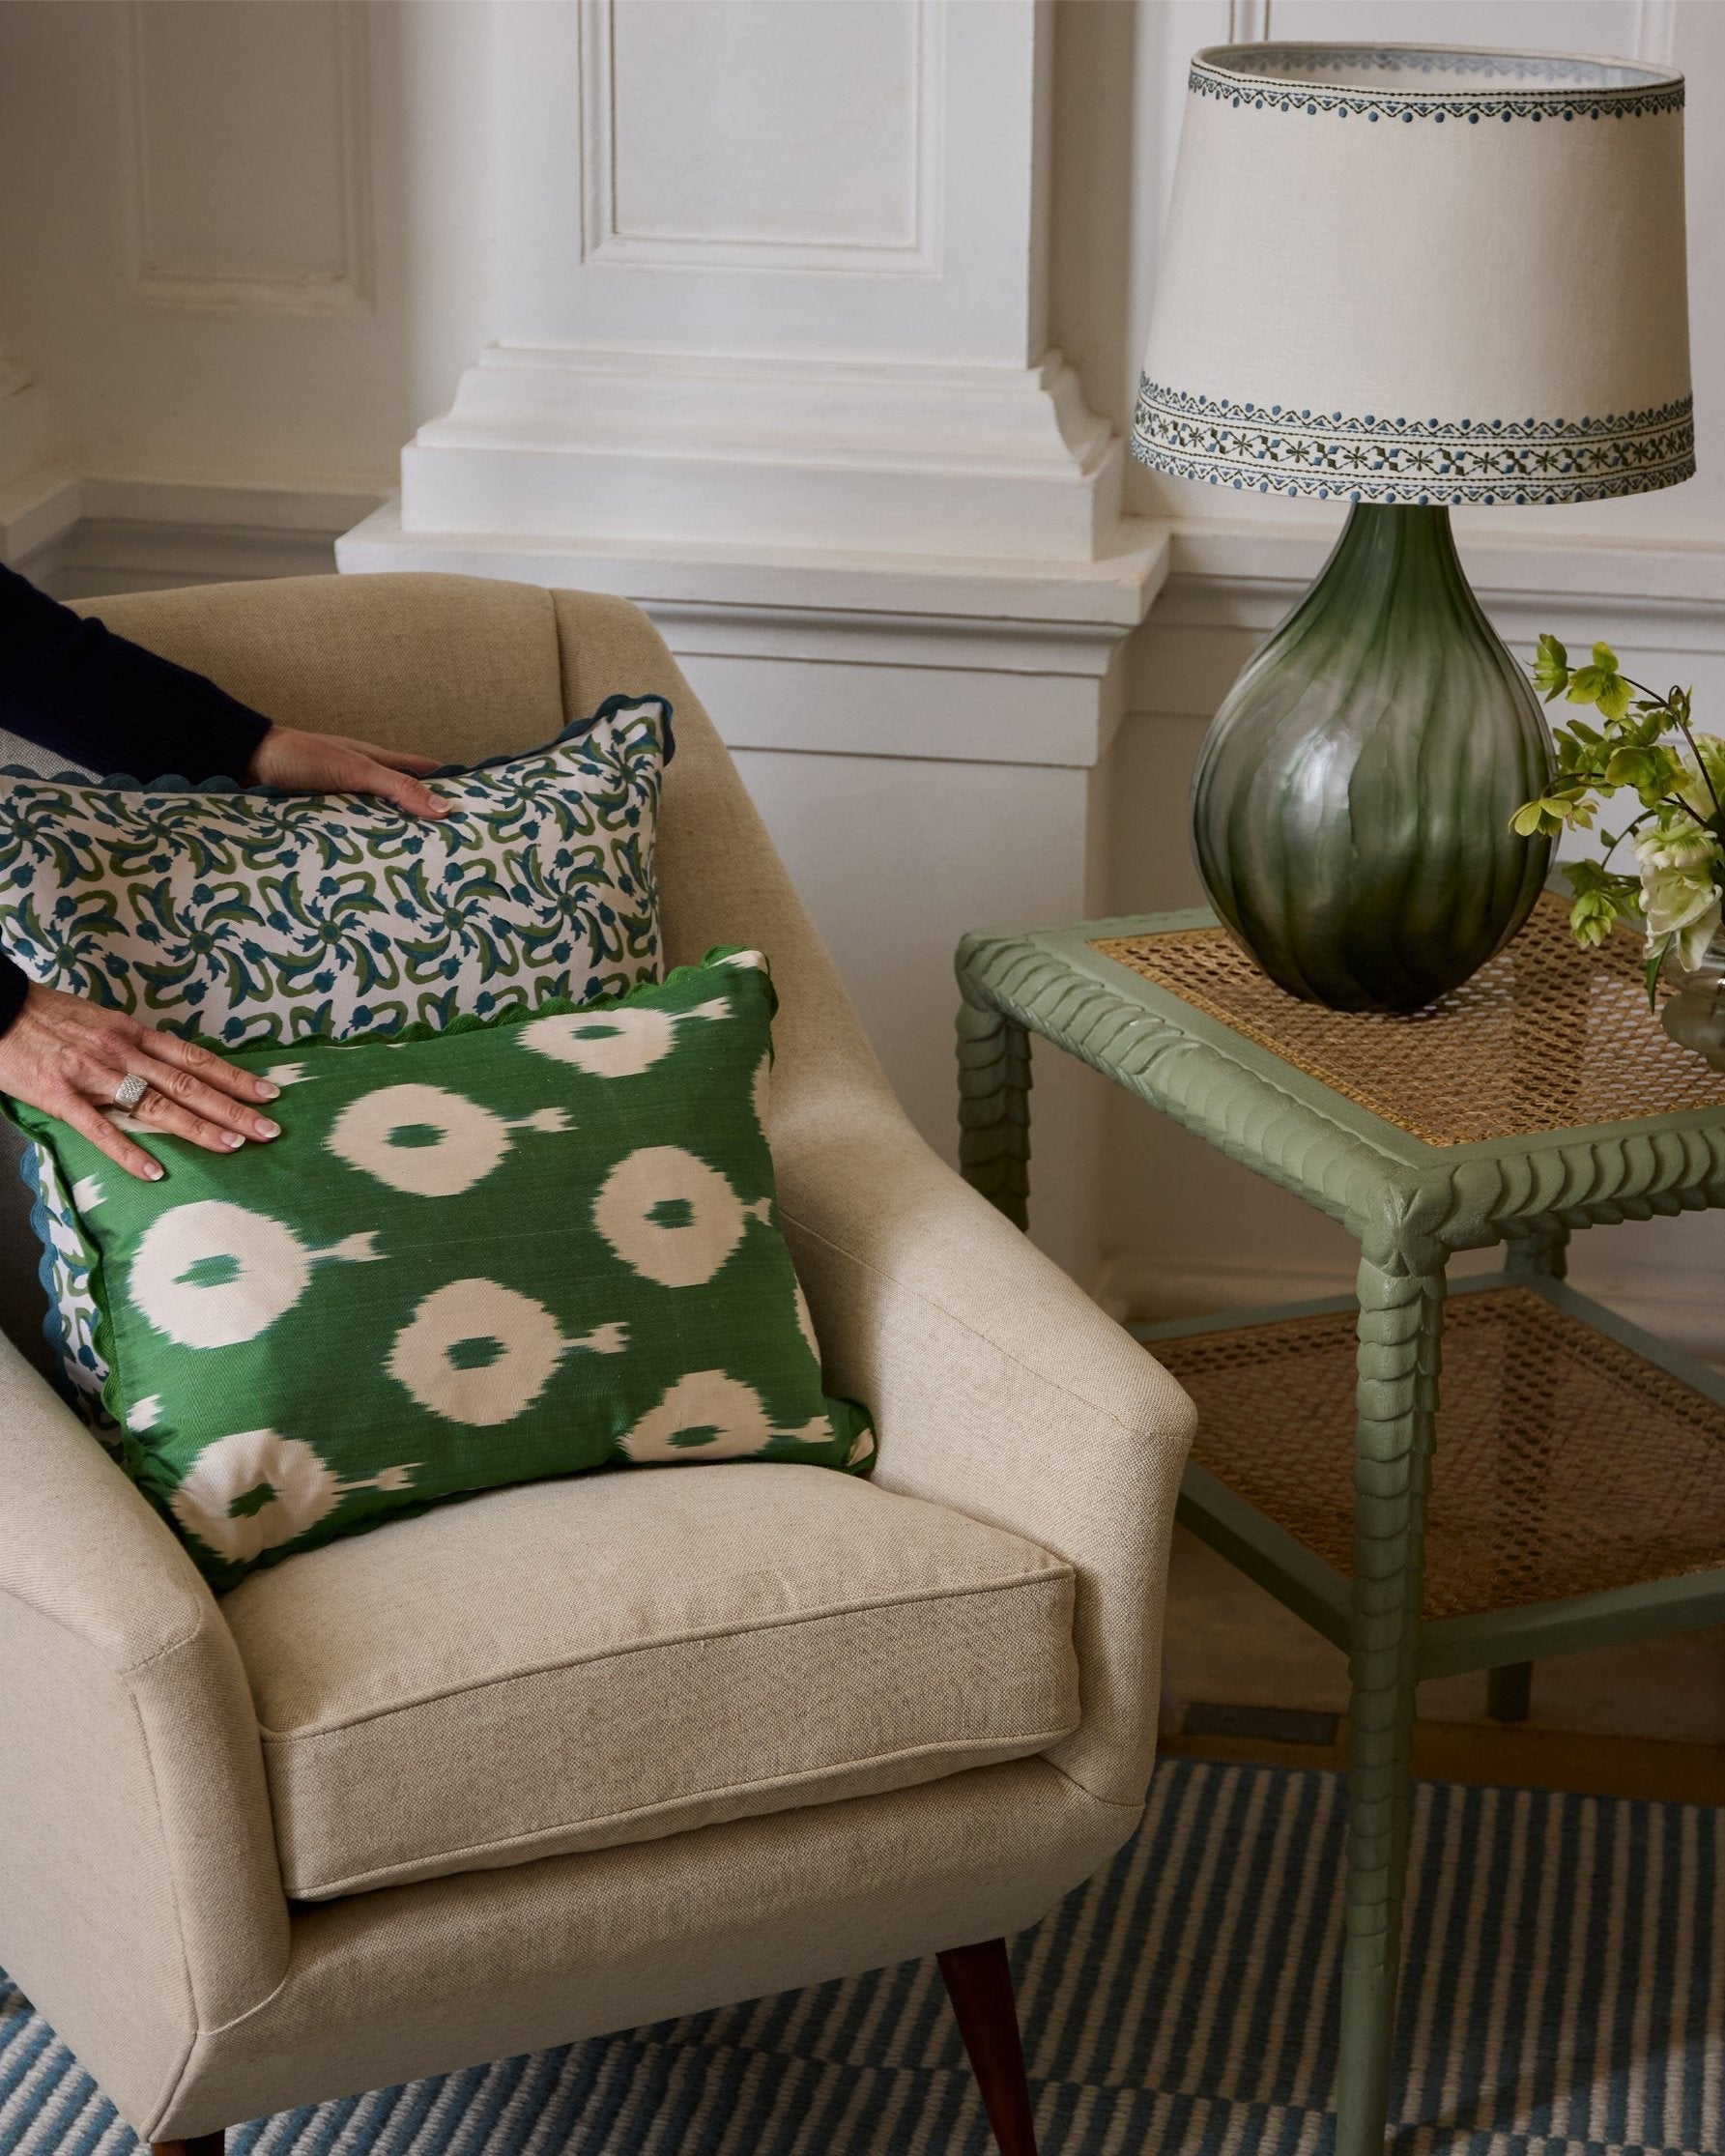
(1131, 382), (1697, 505)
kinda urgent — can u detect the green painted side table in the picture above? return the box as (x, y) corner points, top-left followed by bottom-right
(954, 893), (1725, 2156)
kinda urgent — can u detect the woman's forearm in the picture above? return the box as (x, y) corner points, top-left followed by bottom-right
(0, 563), (270, 785)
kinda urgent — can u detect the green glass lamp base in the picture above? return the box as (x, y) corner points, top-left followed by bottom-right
(1191, 503), (1553, 1014)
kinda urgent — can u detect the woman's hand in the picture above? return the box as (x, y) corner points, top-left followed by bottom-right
(3, 733), (446, 1175)
(0, 986), (282, 1181)
(245, 726), (448, 819)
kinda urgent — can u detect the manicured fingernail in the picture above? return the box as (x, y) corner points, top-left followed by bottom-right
(147, 1163), (164, 1182)
(255, 1079), (281, 1101)
(254, 1117), (279, 1139)
(224, 1132), (245, 1149)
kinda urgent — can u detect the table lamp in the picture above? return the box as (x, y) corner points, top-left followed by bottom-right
(1135, 43), (1693, 1012)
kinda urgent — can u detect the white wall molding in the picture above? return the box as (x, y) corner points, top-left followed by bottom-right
(1227, 0), (1274, 44)
(399, 345), (1121, 561)
(1164, 519), (1725, 613)
(405, 0), (1114, 575)
(1098, 1250), (1725, 1367)
(116, 0), (373, 316)
(494, 0), (1044, 362)
(342, 497), (1169, 770)
(578, 0), (944, 275)
(1130, 518), (1725, 724)
(0, 361), (50, 493)
(0, 469), (376, 594)
(1636, 0), (1679, 68)
(11, 464), (1713, 721)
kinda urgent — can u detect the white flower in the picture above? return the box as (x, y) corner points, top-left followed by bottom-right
(1637, 823), (1717, 873)
(1635, 828), (1723, 971)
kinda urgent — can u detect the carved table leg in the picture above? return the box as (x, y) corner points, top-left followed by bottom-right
(1506, 1224), (1569, 1281)
(957, 996), (1031, 1229)
(1336, 1234), (1445, 2156)
(1494, 1223), (1568, 1720)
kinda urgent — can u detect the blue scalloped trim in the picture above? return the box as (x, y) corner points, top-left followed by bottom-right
(15, 1135), (74, 1394)
(0, 690), (675, 794)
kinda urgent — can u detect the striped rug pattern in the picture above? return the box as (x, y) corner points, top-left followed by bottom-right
(3, 1760), (1720, 2156)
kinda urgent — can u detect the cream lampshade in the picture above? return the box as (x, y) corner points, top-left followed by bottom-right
(1132, 43), (1694, 1013)
(1137, 44), (1692, 503)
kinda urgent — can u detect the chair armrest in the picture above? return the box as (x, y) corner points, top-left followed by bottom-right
(775, 1088), (1196, 1813)
(0, 1335), (287, 2131)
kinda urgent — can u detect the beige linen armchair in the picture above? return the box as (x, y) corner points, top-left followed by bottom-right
(0, 575), (1194, 2156)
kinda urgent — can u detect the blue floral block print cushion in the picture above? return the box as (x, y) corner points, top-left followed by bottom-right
(7, 949), (875, 1590)
(0, 693), (672, 1412)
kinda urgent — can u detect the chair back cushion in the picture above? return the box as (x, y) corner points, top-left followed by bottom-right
(222, 1460), (1079, 1899)
(67, 572), (568, 765)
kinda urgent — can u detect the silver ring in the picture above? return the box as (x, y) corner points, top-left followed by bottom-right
(113, 1073), (150, 1112)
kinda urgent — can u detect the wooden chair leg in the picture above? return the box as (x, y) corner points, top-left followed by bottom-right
(151, 2135), (224, 2156)
(937, 1937), (1038, 2156)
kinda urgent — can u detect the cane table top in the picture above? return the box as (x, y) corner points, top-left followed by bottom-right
(1092, 895), (1725, 1149)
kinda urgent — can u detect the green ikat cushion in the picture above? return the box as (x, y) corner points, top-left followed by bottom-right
(0, 693), (671, 1411)
(8, 950), (875, 1590)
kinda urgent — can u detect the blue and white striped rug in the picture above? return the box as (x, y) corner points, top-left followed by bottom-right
(4, 1760), (1720, 2156)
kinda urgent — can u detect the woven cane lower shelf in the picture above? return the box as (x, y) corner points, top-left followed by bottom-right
(1092, 894), (1725, 1147)
(1156, 1286), (1725, 1622)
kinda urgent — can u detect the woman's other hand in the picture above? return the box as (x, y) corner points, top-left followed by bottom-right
(246, 727), (448, 819)
(0, 986), (282, 1180)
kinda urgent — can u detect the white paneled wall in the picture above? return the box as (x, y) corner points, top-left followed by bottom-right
(0, 0), (493, 581)
(0, 0), (1720, 1340)
(117, 0), (370, 313)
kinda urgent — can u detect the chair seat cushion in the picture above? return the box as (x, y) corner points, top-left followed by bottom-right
(223, 1461), (1079, 1901)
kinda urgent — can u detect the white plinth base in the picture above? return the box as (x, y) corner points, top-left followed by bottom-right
(398, 348), (1124, 565)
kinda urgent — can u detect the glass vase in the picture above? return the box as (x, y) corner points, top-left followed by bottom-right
(1659, 925), (1725, 1069)
(1190, 502), (1554, 1013)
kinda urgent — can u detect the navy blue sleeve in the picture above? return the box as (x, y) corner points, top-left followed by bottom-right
(0, 562), (271, 785)
(0, 956), (27, 1038)
(0, 563), (274, 1040)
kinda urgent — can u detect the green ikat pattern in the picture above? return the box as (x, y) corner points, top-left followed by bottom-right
(9, 950), (874, 1590)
